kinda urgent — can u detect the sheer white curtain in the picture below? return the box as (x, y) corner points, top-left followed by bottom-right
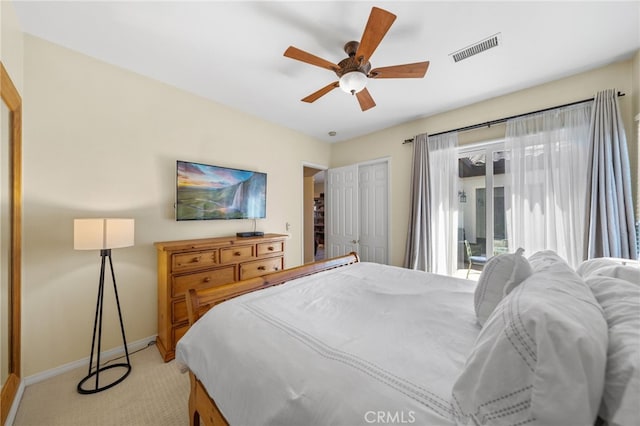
(505, 103), (592, 268)
(428, 132), (459, 275)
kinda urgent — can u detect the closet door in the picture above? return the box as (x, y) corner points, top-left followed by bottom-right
(325, 165), (359, 258)
(358, 162), (389, 264)
(326, 160), (389, 264)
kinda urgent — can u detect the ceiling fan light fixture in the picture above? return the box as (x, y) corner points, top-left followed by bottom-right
(283, 7), (427, 110)
(339, 71), (367, 95)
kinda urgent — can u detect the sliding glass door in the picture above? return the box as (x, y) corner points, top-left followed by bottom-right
(458, 142), (507, 277)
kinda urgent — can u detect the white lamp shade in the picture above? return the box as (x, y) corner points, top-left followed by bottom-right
(339, 71), (367, 94)
(74, 218), (135, 250)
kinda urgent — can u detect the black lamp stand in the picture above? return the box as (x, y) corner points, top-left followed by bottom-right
(77, 248), (131, 394)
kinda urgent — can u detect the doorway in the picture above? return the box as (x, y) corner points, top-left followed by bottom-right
(457, 142), (507, 279)
(303, 165), (326, 263)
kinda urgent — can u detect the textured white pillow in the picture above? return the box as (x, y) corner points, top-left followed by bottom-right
(452, 254), (608, 426)
(474, 248), (532, 326)
(586, 274), (640, 426)
(592, 264), (639, 286)
(528, 249), (567, 272)
(577, 257), (639, 286)
(577, 258), (618, 278)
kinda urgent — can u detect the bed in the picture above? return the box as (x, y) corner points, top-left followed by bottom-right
(176, 251), (640, 426)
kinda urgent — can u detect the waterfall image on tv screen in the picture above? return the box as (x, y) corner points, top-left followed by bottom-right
(176, 160), (267, 220)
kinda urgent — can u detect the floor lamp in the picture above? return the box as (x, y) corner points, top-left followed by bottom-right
(74, 218), (134, 394)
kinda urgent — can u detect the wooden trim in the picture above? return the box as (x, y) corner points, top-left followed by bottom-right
(1, 61), (22, 426)
(189, 372), (229, 426)
(184, 252), (360, 425)
(186, 252), (359, 325)
(0, 374), (20, 424)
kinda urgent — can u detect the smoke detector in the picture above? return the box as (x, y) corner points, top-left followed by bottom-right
(450, 33), (502, 63)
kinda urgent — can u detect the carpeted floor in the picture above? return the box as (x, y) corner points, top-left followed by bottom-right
(13, 344), (190, 426)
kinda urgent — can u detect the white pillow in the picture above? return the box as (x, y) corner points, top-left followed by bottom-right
(452, 255), (608, 426)
(577, 257), (639, 286)
(528, 249), (568, 272)
(576, 258), (629, 279)
(586, 274), (640, 426)
(592, 264), (639, 286)
(474, 248), (532, 326)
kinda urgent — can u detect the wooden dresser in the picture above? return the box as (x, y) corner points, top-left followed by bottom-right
(154, 233), (287, 361)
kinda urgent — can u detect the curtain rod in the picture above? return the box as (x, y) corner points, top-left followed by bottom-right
(403, 91), (625, 144)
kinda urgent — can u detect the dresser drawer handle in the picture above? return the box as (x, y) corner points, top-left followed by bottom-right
(267, 246), (274, 251)
(234, 251), (241, 256)
(203, 277), (211, 283)
(191, 257), (201, 263)
(257, 266), (266, 271)
(274, 266), (279, 271)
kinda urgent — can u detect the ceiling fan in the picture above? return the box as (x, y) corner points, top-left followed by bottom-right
(283, 6), (430, 111)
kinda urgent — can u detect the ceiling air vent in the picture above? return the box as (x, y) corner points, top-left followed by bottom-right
(450, 33), (501, 63)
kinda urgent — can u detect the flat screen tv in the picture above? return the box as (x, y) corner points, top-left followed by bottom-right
(176, 160), (267, 220)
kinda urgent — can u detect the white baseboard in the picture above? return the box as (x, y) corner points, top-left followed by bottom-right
(24, 335), (157, 387)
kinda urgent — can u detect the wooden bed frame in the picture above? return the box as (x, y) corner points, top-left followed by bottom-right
(184, 252), (360, 426)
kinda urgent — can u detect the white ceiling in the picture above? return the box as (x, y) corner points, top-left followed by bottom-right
(12, 1), (640, 143)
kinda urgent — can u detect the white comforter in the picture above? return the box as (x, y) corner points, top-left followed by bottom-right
(176, 262), (479, 426)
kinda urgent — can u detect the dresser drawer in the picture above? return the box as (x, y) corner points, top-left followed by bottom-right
(172, 250), (218, 272)
(172, 265), (236, 296)
(173, 323), (189, 346)
(172, 298), (188, 323)
(240, 256), (283, 280)
(220, 245), (255, 263)
(257, 241), (284, 256)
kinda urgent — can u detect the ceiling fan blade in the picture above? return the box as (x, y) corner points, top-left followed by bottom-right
(284, 46), (340, 72)
(355, 88), (376, 111)
(355, 7), (396, 63)
(369, 61), (430, 79)
(301, 81), (340, 103)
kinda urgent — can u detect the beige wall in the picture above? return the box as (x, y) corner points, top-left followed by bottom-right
(1, 0), (23, 91)
(21, 35), (330, 376)
(332, 57), (638, 267)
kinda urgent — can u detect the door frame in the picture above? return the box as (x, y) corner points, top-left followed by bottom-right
(0, 62), (22, 426)
(302, 162), (328, 263)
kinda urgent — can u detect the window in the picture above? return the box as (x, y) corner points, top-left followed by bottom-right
(457, 142), (506, 278)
